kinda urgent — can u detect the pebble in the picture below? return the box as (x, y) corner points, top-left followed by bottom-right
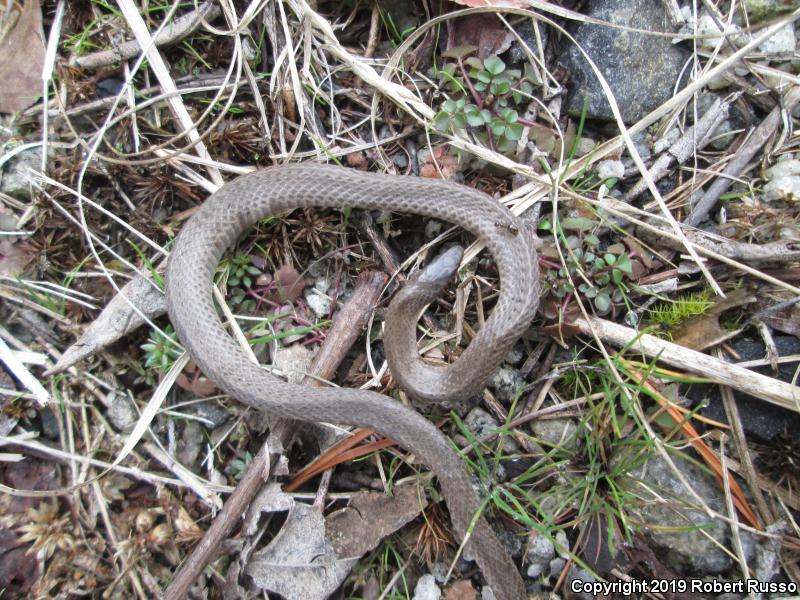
(273, 344), (314, 384)
(412, 574), (441, 600)
(305, 288), (332, 318)
(596, 159), (624, 180)
(758, 21), (796, 54)
(763, 175), (800, 204)
(763, 158), (800, 180)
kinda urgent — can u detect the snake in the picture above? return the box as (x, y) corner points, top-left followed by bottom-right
(165, 164), (540, 600)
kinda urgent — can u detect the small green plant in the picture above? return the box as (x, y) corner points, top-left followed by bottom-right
(539, 217), (635, 315)
(433, 50), (537, 153)
(646, 289), (713, 338)
(228, 451), (254, 480)
(141, 324), (182, 373)
(217, 253), (261, 312)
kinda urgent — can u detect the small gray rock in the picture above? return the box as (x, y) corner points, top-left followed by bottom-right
(559, 0), (688, 123)
(488, 366), (524, 402)
(273, 343), (314, 384)
(177, 420), (203, 468)
(623, 453), (747, 574)
(0, 148), (42, 200)
(597, 160), (624, 180)
(412, 574), (441, 600)
(763, 175), (800, 204)
(188, 401), (230, 429)
(305, 288), (332, 319)
(758, 21), (796, 53)
(463, 407), (519, 453)
(764, 158), (800, 181)
(526, 533), (555, 579)
(531, 418), (578, 449)
(107, 393), (138, 431)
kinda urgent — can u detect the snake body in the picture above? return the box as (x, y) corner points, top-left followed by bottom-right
(165, 164), (540, 600)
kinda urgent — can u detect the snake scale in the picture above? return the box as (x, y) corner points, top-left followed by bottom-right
(165, 164), (540, 600)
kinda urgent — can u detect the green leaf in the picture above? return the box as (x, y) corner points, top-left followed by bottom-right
(594, 293), (612, 314)
(616, 254), (633, 273)
(612, 269), (623, 284)
(443, 99), (459, 113)
(484, 55), (505, 75)
(433, 111), (451, 131)
(442, 44), (477, 59)
(604, 253), (617, 265)
(584, 233), (600, 246)
(561, 216), (595, 231)
(465, 57), (483, 70)
(476, 70), (492, 84)
(492, 80), (511, 95)
(505, 122), (523, 141)
(466, 112), (484, 127)
(452, 113), (467, 129)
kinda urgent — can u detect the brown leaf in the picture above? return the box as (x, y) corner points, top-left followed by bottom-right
(420, 147), (461, 180)
(325, 485), (427, 558)
(266, 264), (305, 303)
(0, 527), (39, 594)
(444, 580), (477, 600)
(0, 240), (34, 276)
(449, 14), (513, 59)
(672, 288), (755, 351)
(175, 361), (218, 396)
(0, 0), (45, 114)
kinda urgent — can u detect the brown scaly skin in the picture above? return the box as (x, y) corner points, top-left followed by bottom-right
(165, 164), (540, 600)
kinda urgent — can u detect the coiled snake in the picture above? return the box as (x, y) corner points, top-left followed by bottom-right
(165, 164), (540, 600)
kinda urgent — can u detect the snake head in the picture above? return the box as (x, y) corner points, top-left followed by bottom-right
(415, 245), (464, 287)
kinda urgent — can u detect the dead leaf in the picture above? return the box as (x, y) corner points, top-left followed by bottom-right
(46, 271), (167, 375)
(0, 240), (34, 276)
(449, 14), (513, 59)
(444, 580), (477, 600)
(175, 361), (217, 396)
(0, 0), (45, 114)
(420, 147), (461, 180)
(244, 487), (356, 600)
(672, 288), (755, 351)
(242, 484), (427, 599)
(325, 485), (427, 558)
(0, 526), (39, 595)
(266, 264), (305, 303)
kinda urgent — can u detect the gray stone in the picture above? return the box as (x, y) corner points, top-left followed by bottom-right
(107, 392), (138, 431)
(273, 343), (314, 384)
(525, 533), (555, 579)
(763, 175), (800, 204)
(758, 22), (796, 53)
(624, 453), (750, 574)
(744, 0), (797, 20)
(412, 574), (441, 600)
(177, 420), (203, 468)
(424, 219), (443, 239)
(188, 401), (230, 429)
(764, 158), (800, 180)
(597, 160), (624, 180)
(305, 288), (332, 319)
(559, 0), (688, 123)
(488, 365), (524, 402)
(0, 148), (41, 200)
(531, 418), (578, 449)
(463, 407), (519, 453)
